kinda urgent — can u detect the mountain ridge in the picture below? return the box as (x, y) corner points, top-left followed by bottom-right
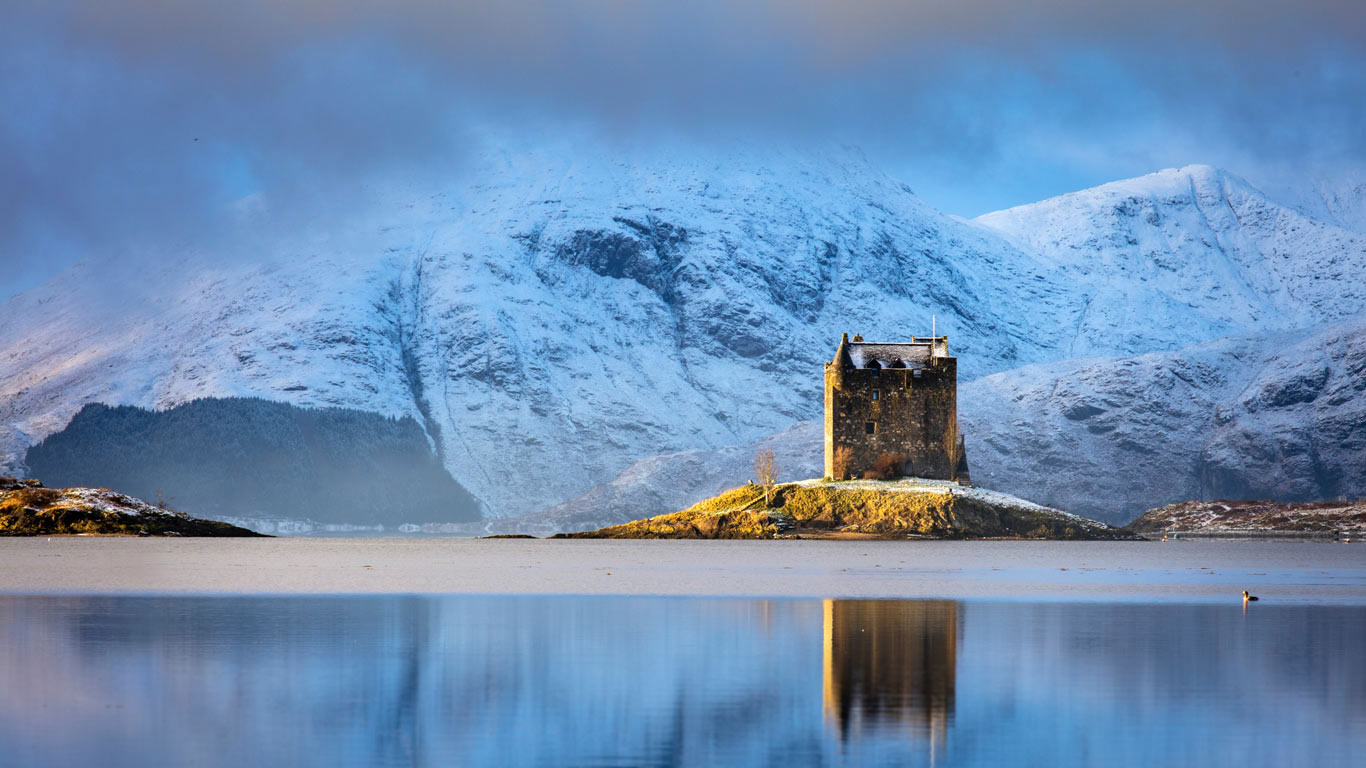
(2, 145), (1362, 521)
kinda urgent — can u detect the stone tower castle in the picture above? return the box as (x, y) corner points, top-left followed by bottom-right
(823, 333), (970, 483)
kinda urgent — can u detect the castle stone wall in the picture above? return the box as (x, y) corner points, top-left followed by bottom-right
(824, 354), (959, 481)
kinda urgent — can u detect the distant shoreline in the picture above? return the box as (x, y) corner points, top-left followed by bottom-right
(1154, 531), (1359, 540)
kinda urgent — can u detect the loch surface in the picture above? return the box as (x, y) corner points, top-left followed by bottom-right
(1, 594), (1362, 767)
(3, 538), (1365, 602)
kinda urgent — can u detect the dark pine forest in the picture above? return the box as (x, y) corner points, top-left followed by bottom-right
(26, 398), (482, 525)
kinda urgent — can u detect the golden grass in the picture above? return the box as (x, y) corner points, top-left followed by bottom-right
(555, 484), (782, 539)
(0, 486), (262, 537)
(564, 481), (1124, 540)
(780, 485), (958, 535)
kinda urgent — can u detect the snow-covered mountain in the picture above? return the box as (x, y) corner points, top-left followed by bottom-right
(975, 165), (1366, 358)
(0, 143), (1076, 517)
(2, 144), (1362, 521)
(1275, 174), (1366, 236)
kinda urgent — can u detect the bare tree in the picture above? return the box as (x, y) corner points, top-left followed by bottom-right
(753, 448), (779, 506)
(154, 489), (187, 518)
(832, 445), (854, 481)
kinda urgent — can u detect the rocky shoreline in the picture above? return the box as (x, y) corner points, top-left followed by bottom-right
(0, 478), (264, 537)
(1127, 499), (1366, 538)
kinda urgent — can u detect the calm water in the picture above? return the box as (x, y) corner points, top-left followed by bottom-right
(0, 596), (1362, 767)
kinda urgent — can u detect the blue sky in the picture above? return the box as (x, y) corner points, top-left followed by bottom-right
(3, 1), (1365, 296)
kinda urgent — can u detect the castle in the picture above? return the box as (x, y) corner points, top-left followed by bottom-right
(823, 333), (970, 483)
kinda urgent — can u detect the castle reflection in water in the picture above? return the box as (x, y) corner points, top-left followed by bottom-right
(822, 599), (958, 747)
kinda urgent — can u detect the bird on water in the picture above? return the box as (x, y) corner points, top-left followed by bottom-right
(1243, 590), (1259, 602)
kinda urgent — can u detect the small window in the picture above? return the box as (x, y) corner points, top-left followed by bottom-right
(865, 421), (876, 435)
(872, 390), (879, 401)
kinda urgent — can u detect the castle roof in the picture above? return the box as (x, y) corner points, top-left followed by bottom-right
(847, 342), (932, 369)
(831, 333), (854, 368)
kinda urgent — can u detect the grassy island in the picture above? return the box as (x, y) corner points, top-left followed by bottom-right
(1, 478), (264, 537)
(555, 478), (1139, 540)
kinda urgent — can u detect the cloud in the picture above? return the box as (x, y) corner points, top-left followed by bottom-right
(3, 1), (1365, 295)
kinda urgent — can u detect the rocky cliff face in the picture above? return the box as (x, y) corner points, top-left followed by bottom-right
(963, 317), (1366, 521)
(1, 144), (1362, 522)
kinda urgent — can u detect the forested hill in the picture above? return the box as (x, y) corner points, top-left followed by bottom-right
(25, 398), (483, 526)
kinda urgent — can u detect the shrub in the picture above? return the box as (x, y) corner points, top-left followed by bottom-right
(832, 446), (854, 480)
(872, 452), (909, 479)
(5, 487), (61, 509)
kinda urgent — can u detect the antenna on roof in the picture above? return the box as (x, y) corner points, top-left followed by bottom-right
(932, 314), (936, 339)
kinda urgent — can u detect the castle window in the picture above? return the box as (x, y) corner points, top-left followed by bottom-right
(872, 390), (879, 401)
(865, 421), (876, 435)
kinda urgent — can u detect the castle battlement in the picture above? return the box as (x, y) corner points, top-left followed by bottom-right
(823, 333), (969, 483)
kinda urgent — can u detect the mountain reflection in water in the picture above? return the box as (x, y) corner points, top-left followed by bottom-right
(0, 596), (1362, 768)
